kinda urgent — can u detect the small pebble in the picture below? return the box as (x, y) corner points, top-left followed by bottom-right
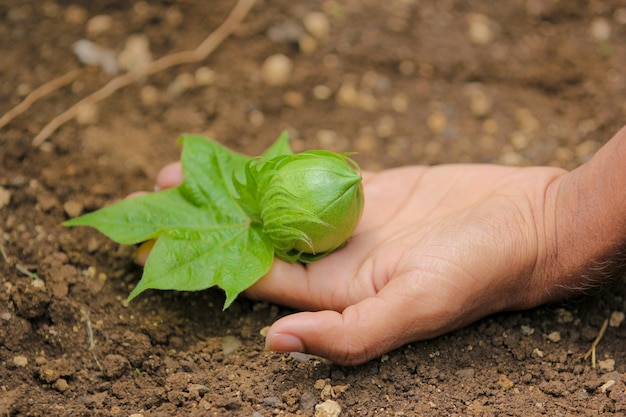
(547, 331), (561, 343)
(313, 84), (332, 100)
(590, 17), (611, 42)
(314, 379), (328, 390)
(467, 13), (494, 44)
(0, 186), (11, 209)
(168, 72), (196, 96)
(426, 111), (447, 134)
(300, 391), (317, 412)
(13, 355), (28, 367)
(315, 399), (341, 417)
(221, 335), (242, 356)
(610, 311), (625, 327)
(86, 14), (113, 36)
(64, 200), (84, 218)
(598, 358), (615, 372)
(118, 34), (152, 72)
(53, 378), (69, 392)
(261, 54), (293, 87)
(500, 151), (523, 166)
(336, 82), (358, 107)
(1, 312), (11, 321)
(73, 39), (118, 74)
(283, 91), (305, 107)
(515, 108), (539, 133)
(556, 308), (574, 323)
(497, 374), (514, 389)
(75, 103), (99, 125)
(64, 5), (87, 24)
(391, 93), (409, 113)
(195, 67), (216, 86)
(510, 131), (530, 150)
(290, 352), (314, 362)
(164, 6), (183, 27)
(520, 324), (535, 336)
(464, 83), (492, 117)
(303, 12), (330, 39)
(187, 384), (210, 396)
(32, 278), (46, 289)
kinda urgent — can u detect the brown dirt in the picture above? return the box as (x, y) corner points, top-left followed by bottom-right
(2, 1), (626, 416)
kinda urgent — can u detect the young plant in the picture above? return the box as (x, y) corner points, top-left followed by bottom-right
(64, 132), (363, 307)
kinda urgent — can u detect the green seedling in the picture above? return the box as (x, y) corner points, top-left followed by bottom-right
(65, 132), (363, 308)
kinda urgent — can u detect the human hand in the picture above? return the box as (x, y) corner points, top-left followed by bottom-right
(137, 158), (568, 365)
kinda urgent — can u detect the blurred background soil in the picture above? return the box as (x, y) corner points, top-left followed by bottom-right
(1, 0), (626, 415)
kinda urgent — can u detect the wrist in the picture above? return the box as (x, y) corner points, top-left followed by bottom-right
(538, 127), (626, 302)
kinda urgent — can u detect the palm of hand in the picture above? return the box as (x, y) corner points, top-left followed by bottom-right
(246, 163), (566, 364)
(148, 161), (567, 364)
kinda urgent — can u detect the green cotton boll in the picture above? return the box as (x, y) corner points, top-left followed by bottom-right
(257, 150), (364, 262)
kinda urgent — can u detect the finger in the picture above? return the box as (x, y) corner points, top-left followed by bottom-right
(244, 248), (374, 311)
(264, 280), (437, 365)
(156, 162), (183, 190)
(263, 300), (404, 365)
(126, 191), (147, 199)
(243, 260), (323, 311)
(266, 274), (462, 365)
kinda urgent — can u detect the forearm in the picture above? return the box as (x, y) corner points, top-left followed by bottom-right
(543, 126), (626, 298)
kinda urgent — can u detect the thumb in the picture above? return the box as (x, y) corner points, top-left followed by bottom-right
(265, 289), (429, 365)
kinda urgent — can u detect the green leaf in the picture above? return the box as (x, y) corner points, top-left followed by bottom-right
(177, 134), (250, 208)
(129, 222), (273, 308)
(63, 188), (205, 244)
(65, 135), (277, 307)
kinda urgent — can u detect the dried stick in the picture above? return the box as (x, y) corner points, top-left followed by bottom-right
(80, 308), (103, 372)
(0, 69), (81, 130)
(32, 0), (256, 147)
(582, 318), (609, 368)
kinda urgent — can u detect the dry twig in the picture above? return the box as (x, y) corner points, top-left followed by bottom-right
(582, 318), (609, 368)
(0, 69), (81, 130)
(0, 239), (8, 264)
(32, 0), (256, 147)
(80, 308), (103, 372)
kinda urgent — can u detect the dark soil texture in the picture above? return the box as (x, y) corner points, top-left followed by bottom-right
(2, 1), (626, 416)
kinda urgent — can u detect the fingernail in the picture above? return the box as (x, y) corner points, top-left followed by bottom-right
(265, 333), (305, 353)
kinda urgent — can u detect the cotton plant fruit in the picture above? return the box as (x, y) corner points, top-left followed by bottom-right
(64, 132), (364, 308)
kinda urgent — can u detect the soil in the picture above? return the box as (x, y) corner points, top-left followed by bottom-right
(2, 0), (626, 416)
